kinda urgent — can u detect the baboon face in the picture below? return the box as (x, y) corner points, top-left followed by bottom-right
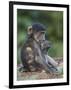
(33, 31), (45, 42)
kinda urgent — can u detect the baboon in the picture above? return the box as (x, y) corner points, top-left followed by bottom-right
(20, 23), (58, 73)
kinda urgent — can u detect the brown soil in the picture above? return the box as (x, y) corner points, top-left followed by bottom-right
(17, 57), (63, 81)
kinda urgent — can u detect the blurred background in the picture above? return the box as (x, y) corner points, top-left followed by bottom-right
(17, 9), (63, 64)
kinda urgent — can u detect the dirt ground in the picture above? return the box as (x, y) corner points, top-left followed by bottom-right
(17, 57), (63, 81)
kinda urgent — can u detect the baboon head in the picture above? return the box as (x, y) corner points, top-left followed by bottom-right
(27, 23), (51, 51)
(27, 23), (46, 41)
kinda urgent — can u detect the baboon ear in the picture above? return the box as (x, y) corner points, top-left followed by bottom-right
(27, 26), (33, 35)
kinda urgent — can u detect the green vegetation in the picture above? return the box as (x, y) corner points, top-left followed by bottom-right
(48, 42), (63, 57)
